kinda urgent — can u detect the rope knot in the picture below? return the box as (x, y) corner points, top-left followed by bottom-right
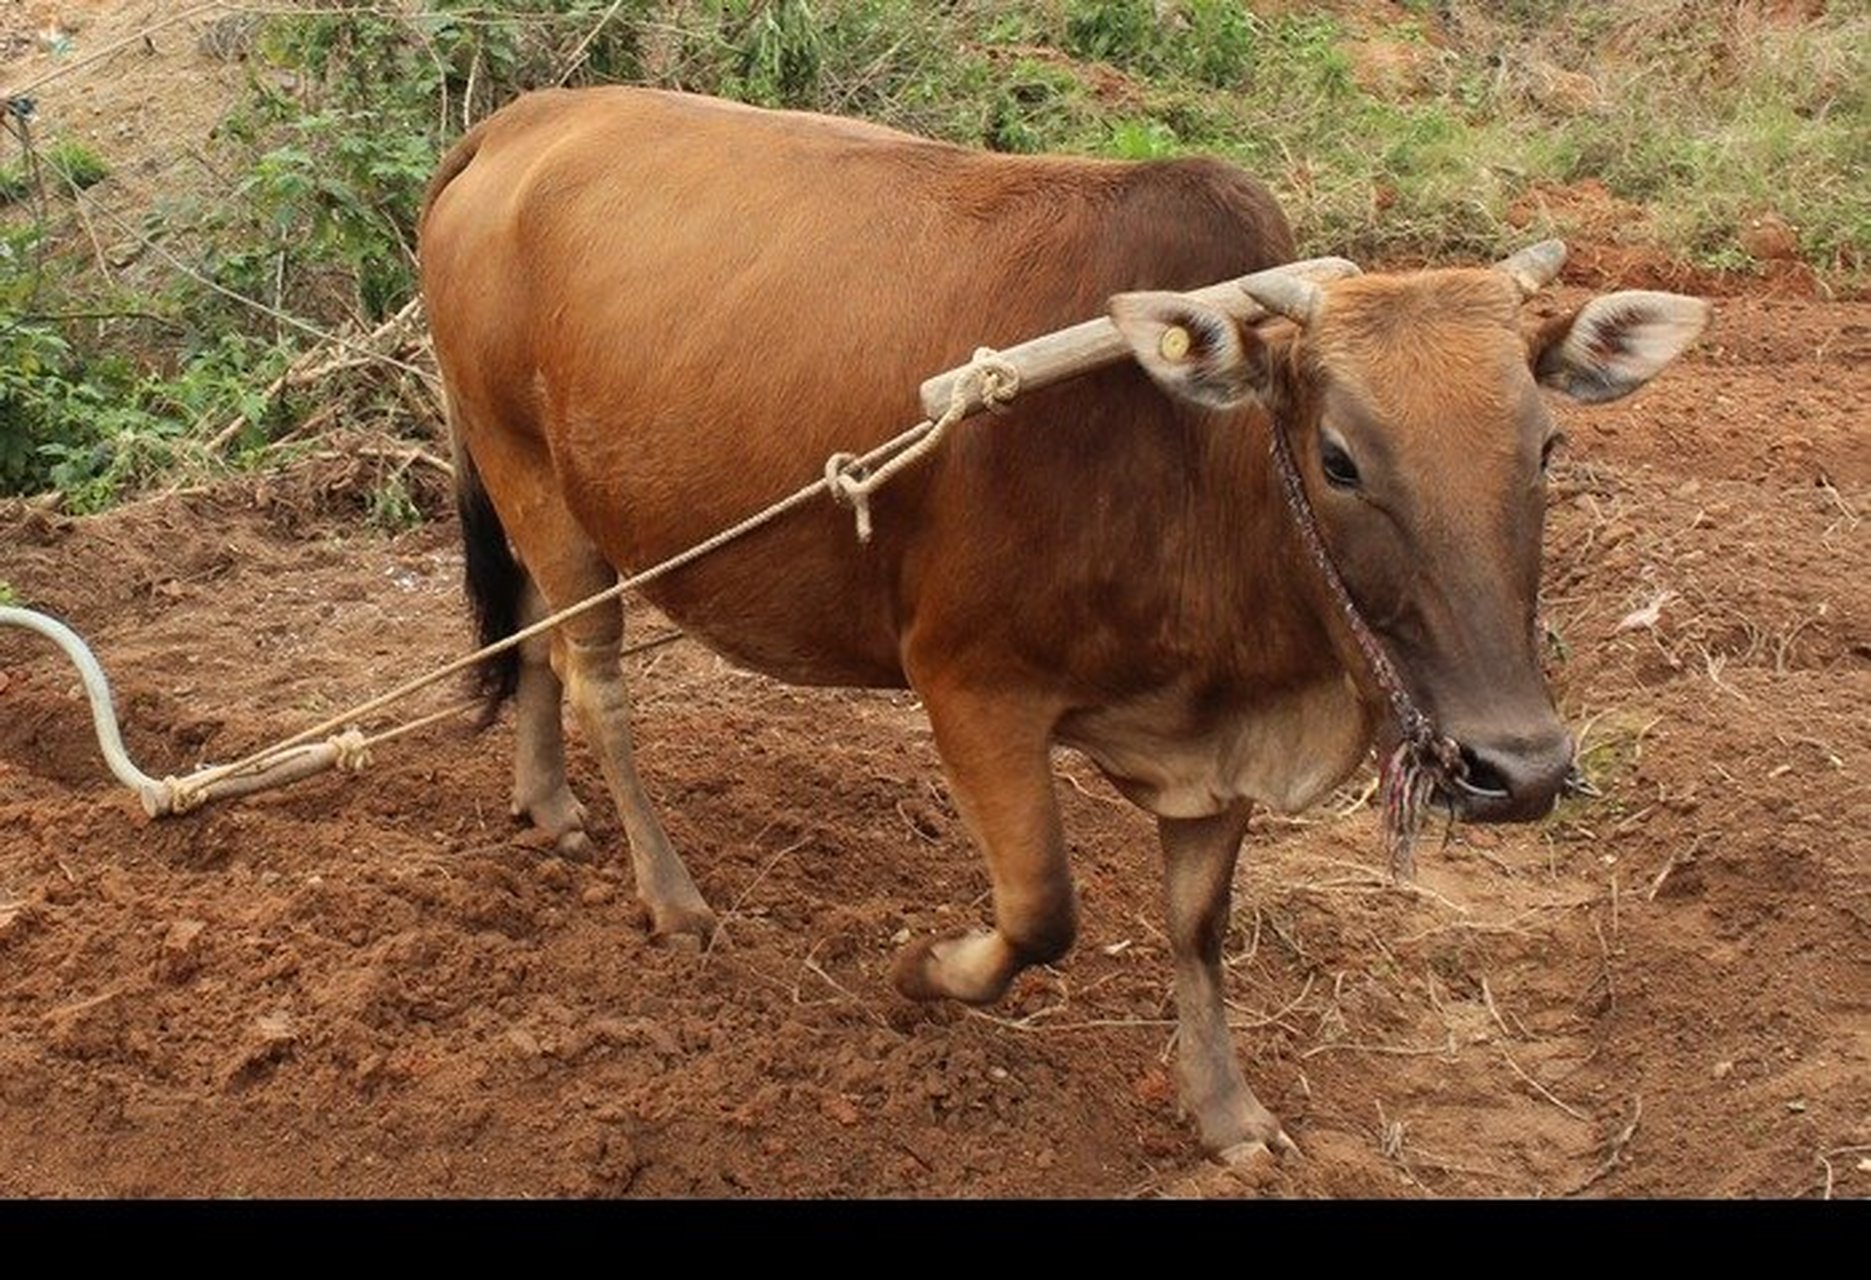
(824, 348), (1021, 545)
(330, 728), (372, 773)
(823, 451), (877, 543)
(963, 347), (1020, 415)
(161, 774), (207, 816)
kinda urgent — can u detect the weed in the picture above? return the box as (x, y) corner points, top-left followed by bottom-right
(0, 135), (108, 205)
(1566, 709), (1660, 808)
(1107, 117), (1178, 160)
(45, 138), (107, 192)
(367, 471), (424, 533)
(1063, 0), (1157, 69)
(736, 0), (826, 105)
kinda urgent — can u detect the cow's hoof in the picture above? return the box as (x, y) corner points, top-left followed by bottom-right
(555, 829), (596, 862)
(647, 900), (717, 947)
(891, 930), (1012, 1005)
(891, 935), (946, 1002)
(513, 790), (592, 861)
(1216, 1128), (1298, 1166)
(1215, 1141), (1282, 1188)
(1217, 1138), (1285, 1167)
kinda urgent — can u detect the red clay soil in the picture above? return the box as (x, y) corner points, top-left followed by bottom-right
(1, 282), (1866, 1200)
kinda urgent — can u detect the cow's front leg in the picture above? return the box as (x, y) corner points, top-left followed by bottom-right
(1159, 807), (1297, 1161)
(893, 685), (1074, 1005)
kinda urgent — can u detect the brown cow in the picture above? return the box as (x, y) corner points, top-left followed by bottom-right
(418, 87), (1708, 1161)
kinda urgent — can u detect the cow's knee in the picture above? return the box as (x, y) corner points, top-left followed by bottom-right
(893, 678), (1076, 1005)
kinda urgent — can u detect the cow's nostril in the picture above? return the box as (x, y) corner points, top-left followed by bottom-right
(1455, 745), (1512, 798)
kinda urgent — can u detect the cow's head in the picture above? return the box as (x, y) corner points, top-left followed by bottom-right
(1110, 243), (1708, 823)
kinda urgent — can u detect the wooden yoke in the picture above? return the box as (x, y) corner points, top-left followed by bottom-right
(917, 256), (1361, 419)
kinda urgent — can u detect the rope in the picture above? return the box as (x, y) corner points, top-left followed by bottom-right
(0, 605), (170, 813)
(154, 351), (1016, 812)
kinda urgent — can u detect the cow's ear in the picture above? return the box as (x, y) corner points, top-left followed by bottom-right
(1531, 291), (1710, 404)
(1110, 292), (1266, 411)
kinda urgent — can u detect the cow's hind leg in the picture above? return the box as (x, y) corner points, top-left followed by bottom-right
(477, 447), (715, 941)
(892, 684), (1075, 1005)
(555, 588), (716, 942)
(1158, 808), (1296, 1161)
(508, 578), (590, 858)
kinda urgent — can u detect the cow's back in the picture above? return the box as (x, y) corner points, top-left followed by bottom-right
(420, 87), (1294, 686)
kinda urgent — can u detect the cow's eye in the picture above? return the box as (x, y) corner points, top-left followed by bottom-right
(1540, 431), (1566, 472)
(1321, 437), (1361, 490)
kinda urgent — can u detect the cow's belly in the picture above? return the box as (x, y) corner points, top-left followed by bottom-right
(561, 468), (914, 688)
(1058, 675), (1372, 818)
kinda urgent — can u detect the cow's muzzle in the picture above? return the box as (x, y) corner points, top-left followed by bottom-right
(1442, 728), (1576, 824)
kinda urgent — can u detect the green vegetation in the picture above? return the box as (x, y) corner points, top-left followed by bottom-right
(0, 135), (108, 203)
(367, 470), (425, 533)
(1, 0), (1863, 509)
(45, 137), (109, 192)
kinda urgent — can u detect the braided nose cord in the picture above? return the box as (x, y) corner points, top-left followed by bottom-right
(1378, 727), (1464, 880)
(1265, 421), (1464, 880)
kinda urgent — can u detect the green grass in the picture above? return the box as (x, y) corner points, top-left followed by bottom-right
(1, 0), (1863, 509)
(46, 138), (109, 192)
(367, 472), (424, 533)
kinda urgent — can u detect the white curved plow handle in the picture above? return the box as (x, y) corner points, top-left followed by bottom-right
(0, 605), (352, 817)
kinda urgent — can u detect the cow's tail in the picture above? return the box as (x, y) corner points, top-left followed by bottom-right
(426, 121), (521, 723)
(454, 433), (524, 722)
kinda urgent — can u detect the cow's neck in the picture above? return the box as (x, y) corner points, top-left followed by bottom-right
(1205, 412), (1365, 694)
(1053, 411), (1378, 818)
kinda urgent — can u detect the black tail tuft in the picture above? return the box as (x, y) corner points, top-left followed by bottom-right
(456, 453), (523, 723)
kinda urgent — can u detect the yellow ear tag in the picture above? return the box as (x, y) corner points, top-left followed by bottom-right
(1158, 325), (1192, 363)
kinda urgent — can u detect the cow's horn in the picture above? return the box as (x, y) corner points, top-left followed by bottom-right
(1240, 270), (1324, 326)
(1496, 239), (1567, 298)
